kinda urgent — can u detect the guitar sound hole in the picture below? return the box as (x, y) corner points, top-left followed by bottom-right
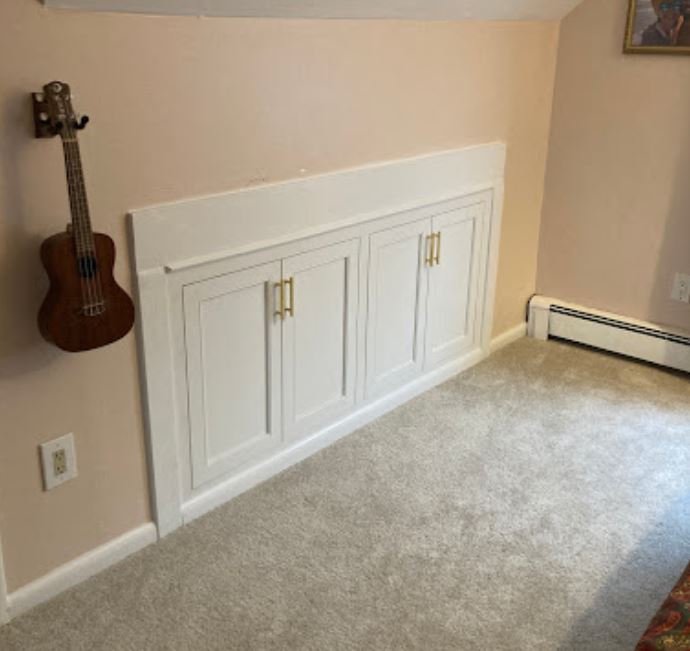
(77, 255), (98, 279)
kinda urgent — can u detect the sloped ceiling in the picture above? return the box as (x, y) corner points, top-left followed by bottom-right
(44, 0), (586, 21)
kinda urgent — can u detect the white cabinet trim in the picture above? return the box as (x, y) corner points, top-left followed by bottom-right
(130, 145), (505, 538)
(131, 145), (504, 274)
(42, 0), (583, 21)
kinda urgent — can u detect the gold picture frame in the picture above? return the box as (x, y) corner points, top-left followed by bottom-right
(624, 0), (690, 54)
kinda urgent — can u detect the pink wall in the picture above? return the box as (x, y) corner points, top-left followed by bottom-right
(0, 1), (559, 590)
(538, 0), (690, 331)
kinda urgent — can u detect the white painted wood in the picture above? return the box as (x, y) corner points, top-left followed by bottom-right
(184, 262), (283, 487)
(6, 523), (156, 621)
(130, 145), (505, 274)
(527, 294), (551, 340)
(528, 296), (690, 374)
(43, 0), (585, 21)
(0, 532), (8, 626)
(131, 145), (506, 540)
(132, 269), (183, 537)
(182, 346), (485, 524)
(164, 224), (373, 503)
(489, 322), (527, 354)
(425, 204), (484, 370)
(282, 240), (360, 441)
(366, 219), (431, 399)
(479, 181), (503, 354)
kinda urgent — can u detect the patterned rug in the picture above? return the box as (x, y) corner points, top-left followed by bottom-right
(637, 563), (690, 651)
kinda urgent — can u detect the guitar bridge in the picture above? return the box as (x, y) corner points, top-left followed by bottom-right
(82, 302), (106, 317)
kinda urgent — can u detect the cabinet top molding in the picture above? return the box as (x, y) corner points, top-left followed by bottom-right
(129, 144), (506, 274)
(43, 0), (583, 21)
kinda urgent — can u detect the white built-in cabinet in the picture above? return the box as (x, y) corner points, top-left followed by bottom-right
(366, 219), (430, 399)
(181, 200), (488, 490)
(131, 145), (507, 535)
(183, 240), (360, 488)
(366, 204), (484, 399)
(183, 262), (283, 486)
(424, 205), (484, 369)
(281, 240), (360, 443)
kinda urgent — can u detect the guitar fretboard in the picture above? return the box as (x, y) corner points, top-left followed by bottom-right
(62, 132), (95, 256)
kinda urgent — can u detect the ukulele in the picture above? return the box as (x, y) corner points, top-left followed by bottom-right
(34, 81), (135, 352)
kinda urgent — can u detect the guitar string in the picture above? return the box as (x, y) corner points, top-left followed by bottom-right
(73, 135), (106, 315)
(62, 134), (92, 312)
(66, 133), (103, 315)
(66, 136), (98, 314)
(69, 137), (102, 313)
(66, 133), (104, 314)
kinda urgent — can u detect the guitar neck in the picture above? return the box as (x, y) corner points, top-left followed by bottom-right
(61, 133), (95, 256)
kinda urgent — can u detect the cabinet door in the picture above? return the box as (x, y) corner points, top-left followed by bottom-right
(425, 204), (485, 370)
(183, 261), (282, 487)
(365, 219), (431, 399)
(282, 240), (360, 441)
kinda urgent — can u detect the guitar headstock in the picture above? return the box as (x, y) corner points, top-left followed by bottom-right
(33, 81), (89, 139)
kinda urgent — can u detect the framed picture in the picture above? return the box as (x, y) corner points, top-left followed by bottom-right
(624, 0), (690, 54)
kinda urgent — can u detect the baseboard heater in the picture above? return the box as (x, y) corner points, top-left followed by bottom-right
(528, 296), (690, 374)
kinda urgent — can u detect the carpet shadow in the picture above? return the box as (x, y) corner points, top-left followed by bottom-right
(557, 493), (690, 651)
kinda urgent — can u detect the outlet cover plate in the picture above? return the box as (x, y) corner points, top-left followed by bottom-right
(672, 273), (690, 304)
(40, 433), (78, 490)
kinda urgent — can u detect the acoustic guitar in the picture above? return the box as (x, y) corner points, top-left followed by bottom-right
(34, 81), (134, 352)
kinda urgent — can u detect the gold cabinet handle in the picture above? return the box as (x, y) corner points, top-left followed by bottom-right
(426, 234), (435, 267)
(274, 281), (286, 320)
(285, 277), (295, 318)
(433, 232), (441, 266)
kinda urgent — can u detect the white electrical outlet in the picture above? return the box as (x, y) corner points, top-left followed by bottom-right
(40, 433), (78, 490)
(671, 273), (690, 304)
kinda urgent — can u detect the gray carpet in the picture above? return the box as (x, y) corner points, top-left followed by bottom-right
(2, 338), (690, 650)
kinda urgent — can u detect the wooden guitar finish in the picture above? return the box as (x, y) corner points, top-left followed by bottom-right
(35, 81), (134, 352)
(39, 232), (134, 352)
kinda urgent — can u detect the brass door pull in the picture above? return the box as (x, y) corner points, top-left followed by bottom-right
(285, 277), (295, 318)
(426, 234), (435, 267)
(433, 232), (441, 266)
(275, 278), (295, 320)
(274, 281), (286, 320)
(426, 232), (441, 267)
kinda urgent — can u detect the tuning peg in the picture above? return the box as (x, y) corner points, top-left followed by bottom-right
(74, 115), (90, 130)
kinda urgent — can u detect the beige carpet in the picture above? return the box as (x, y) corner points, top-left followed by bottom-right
(2, 338), (690, 650)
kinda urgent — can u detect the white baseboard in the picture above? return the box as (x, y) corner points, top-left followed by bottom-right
(6, 523), (156, 621)
(182, 348), (484, 524)
(489, 322), (527, 354)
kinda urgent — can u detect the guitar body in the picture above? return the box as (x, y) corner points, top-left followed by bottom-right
(38, 231), (135, 352)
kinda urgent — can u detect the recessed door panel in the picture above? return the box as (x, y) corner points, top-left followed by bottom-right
(183, 261), (282, 487)
(366, 219), (431, 399)
(282, 240), (359, 441)
(425, 204), (485, 369)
